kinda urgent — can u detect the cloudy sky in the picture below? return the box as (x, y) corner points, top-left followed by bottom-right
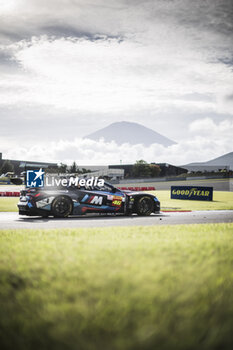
(0, 0), (233, 165)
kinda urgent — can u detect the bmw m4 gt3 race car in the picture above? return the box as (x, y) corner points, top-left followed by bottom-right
(17, 182), (160, 218)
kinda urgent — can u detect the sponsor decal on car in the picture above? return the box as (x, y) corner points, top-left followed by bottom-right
(89, 196), (103, 205)
(112, 195), (122, 206)
(81, 194), (104, 205)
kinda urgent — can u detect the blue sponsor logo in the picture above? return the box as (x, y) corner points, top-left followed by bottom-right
(26, 169), (44, 188)
(171, 186), (213, 201)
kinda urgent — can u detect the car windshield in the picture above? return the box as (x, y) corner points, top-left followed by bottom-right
(92, 182), (116, 192)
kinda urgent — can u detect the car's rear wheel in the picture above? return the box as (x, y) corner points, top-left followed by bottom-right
(136, 196), (154, 216)
(51, 196), (73, 218)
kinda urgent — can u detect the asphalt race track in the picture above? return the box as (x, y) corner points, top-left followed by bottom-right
(0, 211), (232, 229)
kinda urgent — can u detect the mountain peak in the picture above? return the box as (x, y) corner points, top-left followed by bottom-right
(85, 121), (176, 147)
(183, 151), (233, 171)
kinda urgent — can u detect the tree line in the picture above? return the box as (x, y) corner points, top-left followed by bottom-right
(0, 159), (161, 178)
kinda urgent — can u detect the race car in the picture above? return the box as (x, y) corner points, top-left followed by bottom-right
(17, 182), (160, 217)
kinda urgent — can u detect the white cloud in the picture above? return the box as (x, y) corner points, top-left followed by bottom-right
(2, 125), (232, 166)
(0, 0), (233, 164)
(0, 0), (232, 116)
(189, 118), (233, 141)
(0, 33), (231, 116)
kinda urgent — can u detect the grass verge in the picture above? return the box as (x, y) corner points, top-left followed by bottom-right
(0, 197), (18, 212)
(151, 190), (233, 211)
(0, 223), (233, 350)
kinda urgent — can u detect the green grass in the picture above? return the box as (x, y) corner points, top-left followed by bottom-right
(0, 197), (18, 212)
(0, 224), (233, 350)
(0, 177), (10, 183)
(1, 191), (233, 212)
(150, 190), (233, 211)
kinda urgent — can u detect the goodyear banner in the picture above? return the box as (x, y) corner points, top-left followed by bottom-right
(171, 186), (213, 201)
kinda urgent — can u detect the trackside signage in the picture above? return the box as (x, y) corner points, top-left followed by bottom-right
(171, 186), (213, 201)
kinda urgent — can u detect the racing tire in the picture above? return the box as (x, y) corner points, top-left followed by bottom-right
(135, 196), (154, 216)
(51, 196), (73, 218)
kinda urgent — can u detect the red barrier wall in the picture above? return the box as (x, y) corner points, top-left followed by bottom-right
(118, 187), (155, 191)
(0, 192), (20, 197)
(0, 187), (155, 197)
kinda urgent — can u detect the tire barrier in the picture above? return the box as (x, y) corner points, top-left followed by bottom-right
(0, 191), (20, 197)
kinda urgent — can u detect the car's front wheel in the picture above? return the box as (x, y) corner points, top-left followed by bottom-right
(51, 196), (73, 218)
(136, 196), (154, 216)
